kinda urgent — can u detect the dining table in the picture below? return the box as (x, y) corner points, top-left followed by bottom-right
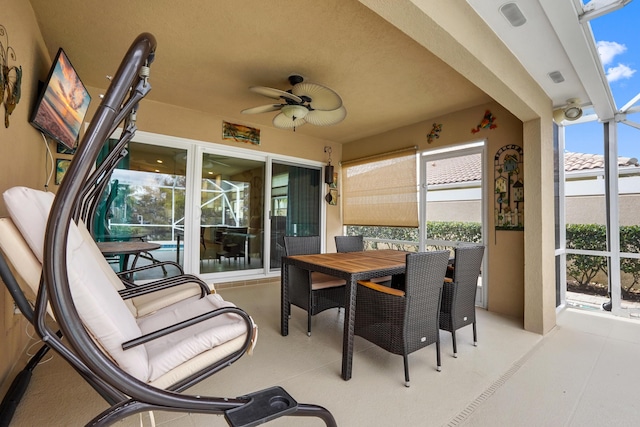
(96, 240), (162, 279)
(281, 249), (410, 380)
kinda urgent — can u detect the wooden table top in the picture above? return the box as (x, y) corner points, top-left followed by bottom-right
(96, 241), (161, 256)
(286, 250), (410, 274)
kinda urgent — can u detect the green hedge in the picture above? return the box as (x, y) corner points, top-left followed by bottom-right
(566, 224), (640, 294)
(347, 221), (481, 251)
(349, 222), (640, 293)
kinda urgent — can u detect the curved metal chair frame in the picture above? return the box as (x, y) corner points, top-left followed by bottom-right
(439, 245), (485, 358)
(1, 33), (335, 426)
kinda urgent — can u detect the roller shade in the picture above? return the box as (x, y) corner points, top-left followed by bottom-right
(342, 148), (418, 227)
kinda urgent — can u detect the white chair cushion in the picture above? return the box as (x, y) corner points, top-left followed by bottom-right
(67, 232), (150, 381)
(137, 293), (247, 383)
(4, 186), (150, 381)
(150, 334), (246, 389)
(3, 186), (55, 263)
(0, 218), (42, 301)
(76, 221), (138, 316)
(3, 186), (249, 386)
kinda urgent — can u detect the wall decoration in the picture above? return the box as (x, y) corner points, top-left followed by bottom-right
(329, 171), (338, 189)
(472, 110), (497, 134)
(325, 189), (338, 205)
(57, 141), (77, 155)
(55, 158), (71, 185)
(1, 24), (22, 128)
(494, 144), (523, 230)
(427, 123), (443, 143)
(222, 121), (260, 145)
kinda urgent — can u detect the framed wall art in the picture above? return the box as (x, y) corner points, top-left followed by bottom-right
(55, 158), (71, 185)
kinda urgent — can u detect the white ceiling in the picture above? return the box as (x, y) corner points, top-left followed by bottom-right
(27, 0), (615, 143)
(468, 0), (617, 119)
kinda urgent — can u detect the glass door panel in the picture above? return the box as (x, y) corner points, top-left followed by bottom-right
(422, 145), (485, 306)
(618, 126), (640, 317)
(94, 140), (187, 277)
(270, 162), (321, 271)
(199, 153), (265, 274)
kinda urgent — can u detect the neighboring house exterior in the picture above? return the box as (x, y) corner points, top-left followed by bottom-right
(426, 152), (640, 226)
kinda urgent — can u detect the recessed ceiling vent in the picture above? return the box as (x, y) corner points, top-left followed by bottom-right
(548, 71), (565, 83)
(500, 3), (527, 27)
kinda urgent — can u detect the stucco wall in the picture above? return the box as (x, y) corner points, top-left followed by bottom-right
(0, 0), (53, 396)
(344, 100), (526, 319)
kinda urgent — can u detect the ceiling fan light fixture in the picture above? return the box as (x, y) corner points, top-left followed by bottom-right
(281, 104), (309, 120)
(242, 75), (345, 130)
(273, 112), (306, 129)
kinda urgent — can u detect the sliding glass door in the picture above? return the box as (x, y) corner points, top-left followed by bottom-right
(270, 162), (321, 271)
(93, 132), (323, 280)
(421, 142), (486, 306)
(93, 140), (189, 276)
(199, 153), (265, 274)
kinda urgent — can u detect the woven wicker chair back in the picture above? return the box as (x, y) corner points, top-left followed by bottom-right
(335, 235), (364, 253)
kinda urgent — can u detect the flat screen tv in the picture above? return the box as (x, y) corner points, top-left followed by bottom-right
(29, 48), (91, 149)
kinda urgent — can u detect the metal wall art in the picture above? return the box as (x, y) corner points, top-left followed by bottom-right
(427, 123), (442, 143)
(1, 24), (22, 128)
(494, 144), (524, 230)
(472, 110), (497, 134)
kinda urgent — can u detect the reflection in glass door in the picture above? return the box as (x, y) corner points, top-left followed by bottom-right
(422, 143), (486, 306)
(270, 163), (321, 271)
(199, 153), (265, 274)
(94, 140), (188, 277)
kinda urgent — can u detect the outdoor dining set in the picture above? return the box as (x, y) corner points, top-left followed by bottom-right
(280, 235), (485, 387)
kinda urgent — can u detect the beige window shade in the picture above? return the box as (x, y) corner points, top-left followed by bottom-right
(342, 148), (418, 227)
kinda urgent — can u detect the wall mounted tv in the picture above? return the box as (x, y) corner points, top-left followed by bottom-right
(29, 48), (91, 149)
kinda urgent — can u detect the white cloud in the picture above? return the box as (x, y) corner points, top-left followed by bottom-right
(606, 63), (636, 82)
(597, 40), (626, 65)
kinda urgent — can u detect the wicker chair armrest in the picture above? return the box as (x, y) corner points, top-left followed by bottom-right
(357, 280), (405, 297)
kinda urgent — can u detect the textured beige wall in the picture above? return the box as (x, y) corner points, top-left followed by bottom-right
(359, 0), (555, 334)
(345, 101), (527, 320)
(0, 0), (54, 396)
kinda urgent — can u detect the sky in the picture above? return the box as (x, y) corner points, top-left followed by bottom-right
(564, 0), (640, 158)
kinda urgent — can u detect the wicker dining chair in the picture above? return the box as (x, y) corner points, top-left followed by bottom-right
(439, 245), (485, 357)
(335, 235), (364, 253)
(354, 250), (450, 387)
(283, 236), (346, 336)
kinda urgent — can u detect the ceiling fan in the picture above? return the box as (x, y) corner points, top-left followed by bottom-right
(241, 75), (346, 130)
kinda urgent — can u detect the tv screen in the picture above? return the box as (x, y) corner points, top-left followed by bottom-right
(30, 48), (91, 149)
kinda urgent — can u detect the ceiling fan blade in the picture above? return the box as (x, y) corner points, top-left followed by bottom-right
(272, 112), (307, 129)
(292, 82), (342, 111)
(241, 104), (283, 114)
(304, 106), (347, 126)
(249, 86), (303, 103)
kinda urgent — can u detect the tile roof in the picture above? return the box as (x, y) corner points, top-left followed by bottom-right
(426, 152), (639, 186)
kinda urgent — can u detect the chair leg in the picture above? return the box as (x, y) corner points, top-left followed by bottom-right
(403, 354), (410, 387)
(307, 312), (312, 337)
(436, 340), (442, 372)
(451, 330), (457, 358)
(473, 321), (478, 346)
